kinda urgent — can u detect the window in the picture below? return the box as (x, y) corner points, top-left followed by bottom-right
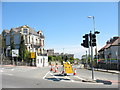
(41, 59), (42, 63)
(38, 59), (39, 64)
(23, 28), (28, 34)
(11, 31), (14, 35)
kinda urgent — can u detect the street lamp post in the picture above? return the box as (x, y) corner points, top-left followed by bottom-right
(88, 16), (96, 32)
(88, 16), (100, 80)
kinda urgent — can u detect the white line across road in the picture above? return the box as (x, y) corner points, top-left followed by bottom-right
(3, 73), (13, 76)
(0, 70), (3, 72)
(65, 76), (74, 82)
(49, 72), (60, 81)
(11, 69), (14, 71)
(43, 71), (50, 79)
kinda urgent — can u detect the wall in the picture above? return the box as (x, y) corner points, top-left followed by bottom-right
(36, 56), (48, 67)
(14, 33), (20, 45)
(6, 35), (10, 45)
(110, 46), (119, 59)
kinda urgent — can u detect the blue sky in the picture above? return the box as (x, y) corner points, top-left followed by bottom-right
(2, 2), (118, 58)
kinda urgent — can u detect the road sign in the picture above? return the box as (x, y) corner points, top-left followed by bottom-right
(63, 62), (74, 74)
(30, 52), (36, 58)
(12, 49), (19, 57)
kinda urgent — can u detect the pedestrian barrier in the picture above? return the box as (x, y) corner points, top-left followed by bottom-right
(73, 68), (77, 75)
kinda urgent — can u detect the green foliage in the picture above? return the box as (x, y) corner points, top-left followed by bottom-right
(48, 56), (53, 62)
(68, 59), (74, 63)
(24, 50), (30, 63)
(48, 55), (78, 64)
(19, 35), (27, 61)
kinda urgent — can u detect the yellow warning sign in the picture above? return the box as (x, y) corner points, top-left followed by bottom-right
(63, 62), (73, 74)
(30, 52), (36, 58)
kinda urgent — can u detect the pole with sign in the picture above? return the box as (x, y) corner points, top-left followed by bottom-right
(12, 49), (19, 65)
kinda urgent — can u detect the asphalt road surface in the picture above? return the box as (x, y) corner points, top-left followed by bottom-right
(0, 65), (119, 88)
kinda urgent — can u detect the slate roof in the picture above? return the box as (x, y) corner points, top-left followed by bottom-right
(98, 37), (120, 52)
(2, 25), (44, 38)
(111, 37), (120, 46)
(3, 29), (10, 33)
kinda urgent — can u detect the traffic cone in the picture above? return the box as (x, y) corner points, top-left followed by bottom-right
(54, 66), (58, 73)
(61, 67), (64, 74)
(56, 65), (58, 69)
(50, 65), (54, 71)
(73, 68), (77, 75)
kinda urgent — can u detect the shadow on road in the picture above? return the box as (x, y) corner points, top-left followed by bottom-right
(45, 77), (70, 82)
(96, 79), (112, 85)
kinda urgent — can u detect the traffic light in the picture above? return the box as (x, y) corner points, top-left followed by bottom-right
(92, 34), (96, 46)
(89, 33), (96, 47)
(81, 34), (89, 48)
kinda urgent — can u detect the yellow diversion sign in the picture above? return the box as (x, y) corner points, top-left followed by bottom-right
(30, 52), (36, 58)
(63, 62), (74, 74)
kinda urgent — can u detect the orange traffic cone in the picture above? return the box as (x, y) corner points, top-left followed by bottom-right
(73, 68), (77, 75)
(56, 65), (58, 69)
(50, 65), (54, 71)
(54, 66), (58, 73)
(61, 67), (64, 74)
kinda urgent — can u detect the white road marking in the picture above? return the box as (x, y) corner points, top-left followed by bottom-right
(74, 76), (83, 80)
(11, 69), (14, 71)
(4, 73), (13, 76)
(43, 71), (50, 79)
(49, 72), (60, 81)
(0, 70), (3, 72)
(65, 76), (74, 82)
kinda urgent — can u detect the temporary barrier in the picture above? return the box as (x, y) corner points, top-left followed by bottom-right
(62, 61), (74, 75)
(50, 64), (54, 71)
(73, 68), (77, 75)
(54, 66), (58, 73)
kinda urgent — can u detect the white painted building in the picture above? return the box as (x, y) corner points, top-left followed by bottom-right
(2, 25), (48, 67)
(98, 37), (120, 60)
(36, 56), (48, 67)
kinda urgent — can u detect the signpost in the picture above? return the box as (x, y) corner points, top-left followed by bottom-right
(30, 52), (36, 58)
(30, 52), (36, 66)
(12, 49), (19, 57)
(12, 49), (19, 65)
(63, 62), (74, 75)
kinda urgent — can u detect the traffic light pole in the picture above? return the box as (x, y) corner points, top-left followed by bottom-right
(91, 45), (94, 80)
(90, 31), (94, 80)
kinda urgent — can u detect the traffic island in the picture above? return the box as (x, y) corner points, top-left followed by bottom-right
(96, 79), (112, 85)
(82, 79), (96, 83)
(81, 79), (112, 85)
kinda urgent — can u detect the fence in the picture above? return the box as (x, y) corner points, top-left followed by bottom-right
(94, 62), (120, 71)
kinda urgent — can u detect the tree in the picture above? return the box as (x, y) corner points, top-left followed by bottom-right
(19, 35), (26, 62)
(48, 56), (53, 62)
(24, 50), (30, 63)
(2, 37), (6, 56)
(68, 57), (74, 64)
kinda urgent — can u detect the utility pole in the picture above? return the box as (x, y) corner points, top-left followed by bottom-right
(86, 50), (88, 69)
(89, 31), (94, 80)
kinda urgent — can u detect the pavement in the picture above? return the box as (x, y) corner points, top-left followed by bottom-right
(93, 68), (120, 74)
